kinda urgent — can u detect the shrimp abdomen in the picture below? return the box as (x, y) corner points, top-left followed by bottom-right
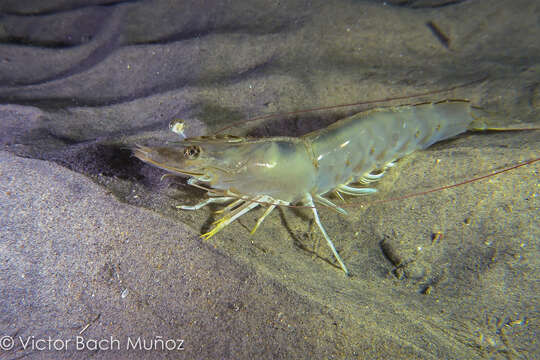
(306, 100), (474, 194)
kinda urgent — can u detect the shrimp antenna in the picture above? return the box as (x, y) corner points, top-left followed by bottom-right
(359, 157), (540, 207)
(215, 76), (488, 134)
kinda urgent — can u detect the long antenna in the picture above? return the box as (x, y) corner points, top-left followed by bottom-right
(215, 77), (488, 134)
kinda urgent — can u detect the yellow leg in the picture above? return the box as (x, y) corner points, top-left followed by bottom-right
(201, 199), (261, 240)
(250, 205), (276, 235)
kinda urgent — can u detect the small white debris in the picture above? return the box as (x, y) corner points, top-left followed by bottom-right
(169, 119), (186, 139)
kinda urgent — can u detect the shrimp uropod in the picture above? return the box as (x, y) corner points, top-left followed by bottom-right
(134, 100), (489, 276)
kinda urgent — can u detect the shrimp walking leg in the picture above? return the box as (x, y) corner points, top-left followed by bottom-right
(214, 198), (244, 214)
(306, 193), (350, 276)
(177, 196), (235, 210)
(250, 205), (277, 235)
(201, 195), (271, 240)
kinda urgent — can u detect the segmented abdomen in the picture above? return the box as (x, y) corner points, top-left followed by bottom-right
(304, 100), (474, 194)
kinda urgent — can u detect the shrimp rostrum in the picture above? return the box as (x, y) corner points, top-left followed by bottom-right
(134, 100), (489, 275)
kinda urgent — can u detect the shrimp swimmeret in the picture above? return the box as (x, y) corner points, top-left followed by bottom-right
(133, 100), (513, 276)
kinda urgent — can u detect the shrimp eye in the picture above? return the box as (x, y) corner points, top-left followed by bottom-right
(184, 145), (201, 159)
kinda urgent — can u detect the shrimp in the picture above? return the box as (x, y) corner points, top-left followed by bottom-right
(133, 99), (495, 276)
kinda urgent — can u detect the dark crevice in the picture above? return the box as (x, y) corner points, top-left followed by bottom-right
(44, 129), (81, 146)
(0, 0), (141, 16)
(0, 35), (89, 49)
(34, 142), (144, 184)
(0, 13), (121, 87)
(385, 0), (470, 8)
(66, 144), (141, 179)
(128, 21), (300, 46)
(0, 60), (275, 108)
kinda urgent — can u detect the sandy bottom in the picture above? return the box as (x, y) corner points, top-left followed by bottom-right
(0, 0), (538, 358)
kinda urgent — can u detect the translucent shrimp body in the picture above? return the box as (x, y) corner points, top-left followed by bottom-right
(134, 100), (480, 275)
(308, 100), (474, 195)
